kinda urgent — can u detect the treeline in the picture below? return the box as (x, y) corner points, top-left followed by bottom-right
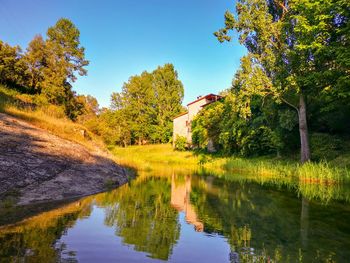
(193, 0), (350, 162)
(0, 18), (89, 119)
(83, 64), (184, 146)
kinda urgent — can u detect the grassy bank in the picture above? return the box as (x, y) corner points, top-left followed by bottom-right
(0, 85), (105, 152)
(112, 144), (350, 184)
(112, 144), (350, 203)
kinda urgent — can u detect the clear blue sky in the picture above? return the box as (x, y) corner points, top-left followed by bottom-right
(0, 0), (246, 107)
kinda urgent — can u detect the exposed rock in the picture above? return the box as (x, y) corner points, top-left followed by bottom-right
(0, 113), (128, 205)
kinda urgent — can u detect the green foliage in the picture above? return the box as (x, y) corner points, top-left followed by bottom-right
(240, 126), (282, 156)
(85, 108), (131, 147)
(0, 40), (27, 88)
(174, 136), (187, 151)
(192, 101), (223, 150)
(191, 96), (283, 157)
(92, 63), (184, 146)
(310, 133), (343, 161)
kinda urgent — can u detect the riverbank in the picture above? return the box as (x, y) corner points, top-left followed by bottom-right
(112, 144), (350, 182)
(111, 144), (350, 203)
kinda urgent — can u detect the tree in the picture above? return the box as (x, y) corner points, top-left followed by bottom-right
(152, 64), (184, 142)
(108, 64), (184, 145)
(76, 94), (99, 122)
(0, 40), (27, 87)
(118, 71), (156, 144)
(40, 18), (89, 104)
(24, 35), (47, 91)
(215, 0), (350, 163)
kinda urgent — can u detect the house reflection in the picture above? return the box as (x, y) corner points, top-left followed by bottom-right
(171, 174), (204, 232)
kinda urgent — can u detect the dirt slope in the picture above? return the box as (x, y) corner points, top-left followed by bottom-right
(0, 113), (128, 205)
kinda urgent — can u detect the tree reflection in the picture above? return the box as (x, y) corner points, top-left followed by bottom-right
(0, 199), (93, 262)
(95, 176), (180, 260)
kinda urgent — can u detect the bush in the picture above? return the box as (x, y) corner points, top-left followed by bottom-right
(310, 133), (343, 161)
(174, 135), (187, 151)
(240, 126), (282, 156)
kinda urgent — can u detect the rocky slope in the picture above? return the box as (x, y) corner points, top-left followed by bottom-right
(0, 113), (128, 205)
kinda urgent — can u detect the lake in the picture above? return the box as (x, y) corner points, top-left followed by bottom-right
(1, 168), (350, 262)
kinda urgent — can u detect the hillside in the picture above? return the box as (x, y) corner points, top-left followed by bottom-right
(0, 112), (128, 206)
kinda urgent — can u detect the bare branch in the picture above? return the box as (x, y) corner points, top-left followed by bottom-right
(280, 97), (299, 114)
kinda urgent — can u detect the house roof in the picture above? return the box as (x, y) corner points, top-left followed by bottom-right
(173, 94), (222, 120)
(173, 111), (188, 120)
(187, 93), (222, 106)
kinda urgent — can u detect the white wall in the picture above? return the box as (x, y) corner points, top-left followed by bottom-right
(173, 113), (189, 143)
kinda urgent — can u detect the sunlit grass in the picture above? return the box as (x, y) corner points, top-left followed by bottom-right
(111, 144), (200, 171)
(113, 144), (349, 183)
(224, 157), (350, 183)
(0, 85), (106, 152)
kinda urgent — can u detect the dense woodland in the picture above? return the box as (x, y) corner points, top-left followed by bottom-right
(1, 0), (349, 163)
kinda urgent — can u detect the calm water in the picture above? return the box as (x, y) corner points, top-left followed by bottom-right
(1, 170), (350, 263)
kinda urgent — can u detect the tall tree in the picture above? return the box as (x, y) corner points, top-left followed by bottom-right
(24, 35), (47, 91)
(25, 18), (89, 104)
(152, 64), (184, 142)
(109, 64), (184, 145)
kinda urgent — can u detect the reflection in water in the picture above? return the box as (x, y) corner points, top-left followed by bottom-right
(171, 174), (203, 232)
(300, 197), (309, 248)
(0, 170), (350, 262)
(100, 176), (180, 260)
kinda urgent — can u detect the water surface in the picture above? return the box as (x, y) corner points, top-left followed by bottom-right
(1, 169), (350, 262)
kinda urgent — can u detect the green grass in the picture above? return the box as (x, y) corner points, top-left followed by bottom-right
(224, 157), (350, 183)
(111, 144), (200, 172)
(112, 144), (350, 184)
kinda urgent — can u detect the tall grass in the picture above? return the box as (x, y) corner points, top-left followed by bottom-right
(0, 85), (106, 152)
(112, 144), (350, 184)
(111, 144), (200, 171)
(224, 157), (349, 184)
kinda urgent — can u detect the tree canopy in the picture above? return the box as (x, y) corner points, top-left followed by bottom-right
(85, 64), (184, 146)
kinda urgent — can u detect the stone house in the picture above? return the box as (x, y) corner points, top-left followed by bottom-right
(173, 94), (222, 147)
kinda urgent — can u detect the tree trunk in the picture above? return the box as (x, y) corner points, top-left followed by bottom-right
(298, 94), (311, 163)
(300, 197), (309, 248)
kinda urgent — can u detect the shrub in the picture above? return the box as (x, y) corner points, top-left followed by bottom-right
(240, 126), (282, 156)
(310, 133), (343, 161)
(174, 135), (187, 151)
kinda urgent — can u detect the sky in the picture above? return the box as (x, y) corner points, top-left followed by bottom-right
(0, 0), (246, 107)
